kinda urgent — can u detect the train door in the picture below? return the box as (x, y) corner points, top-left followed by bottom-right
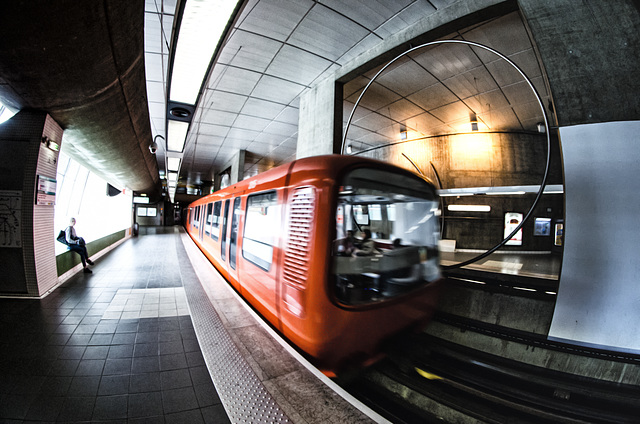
(198, 205), (205, 240)
(229, 197), (242, 270)
(238, 190), (280, 322)
(221, 200), (230, 262)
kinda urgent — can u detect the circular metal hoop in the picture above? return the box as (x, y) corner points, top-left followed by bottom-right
(341, 39), (552, 269)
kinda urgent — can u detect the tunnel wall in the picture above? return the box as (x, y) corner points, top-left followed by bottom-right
(359, 131), (563, 250)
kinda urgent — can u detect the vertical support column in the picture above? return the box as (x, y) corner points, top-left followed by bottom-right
(0, 111), (63, 296)
(297, 79), (343, 158)
(215, 149), (246, 191)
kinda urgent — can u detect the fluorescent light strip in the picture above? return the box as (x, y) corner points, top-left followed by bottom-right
(447, 205), (491, 212)
(167, 157), (181, 172)
(169, 0), (239, 104)
(167, 120), (189, 152)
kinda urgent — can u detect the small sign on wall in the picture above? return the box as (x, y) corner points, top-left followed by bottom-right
(36, 175), (56, 205)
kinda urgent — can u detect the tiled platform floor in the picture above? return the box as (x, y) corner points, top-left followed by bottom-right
(0, 227), (230, 423)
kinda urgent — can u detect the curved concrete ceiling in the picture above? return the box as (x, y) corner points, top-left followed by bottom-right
(0, 1), (160, 195)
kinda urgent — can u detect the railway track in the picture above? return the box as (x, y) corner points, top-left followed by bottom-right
(336, 276), (640, 424)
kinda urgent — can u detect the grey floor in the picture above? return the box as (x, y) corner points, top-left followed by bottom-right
(0, 226), (230, 423)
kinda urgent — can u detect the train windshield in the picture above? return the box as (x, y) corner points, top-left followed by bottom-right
(332, 167), (441, 305)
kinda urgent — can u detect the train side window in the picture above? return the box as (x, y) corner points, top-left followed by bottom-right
(243, 191), (279, 271)
(229, 197), (242, 270)
(204, 203), (213, 236)
(332, 168), (441, 305)
(194, 206), (200, 228)
(211, 201), (221, 241)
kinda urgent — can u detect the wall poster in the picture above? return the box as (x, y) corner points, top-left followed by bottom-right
(504, 212), (523, 246)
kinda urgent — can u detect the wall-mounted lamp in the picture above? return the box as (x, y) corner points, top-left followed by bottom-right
(150, 135), (164, 154)
(346, 144), (353, 154)
(537, 122), (546, 133)
(469, 112), (479, 132)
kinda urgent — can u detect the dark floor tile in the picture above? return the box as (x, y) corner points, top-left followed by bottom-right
(95, 321), (118, 334)
(0, 393), (36, 419)
(81, 315), (103, 325)
(54, 324), (78, 334)
(186, 351), (205, 367)
(159, 340), (184, 355)
(98, 374), (130, 395)
(59, 345), (86, 360)
(194, 382), (221, 408)
(24, 394), (63, 421)
(48, 359), (79, 376)
(65, 333), (91, 345)
(75, 358), (105, 376)
(57, 396), (96, 421)
(93, 394), (128, 420)
(74, 323), (98, 334)
(130, 372), (161, 393)
(112, 332), (137, 344)
(103, 358), (132, 375)
(129, 415), (166, 423)
(162, 386), (199, 414)
(183, 338), (201, 353)
(108, 344), (134, 359)
(160, 368), (192, 390)
(132, 356), (160, 374)
(83, 345), (110, 360)
(158, 317), (180, 331)
(159, 353), (188, 371)
(136, 331), (159, 344)
(158, 330), (182, 342)
(10, 375), (46, 395)
(134, 342), (158, 357)
(128, 391), (164, 418)
(61, 315), (84, 325)
(47, 333), (72, 345)
(166, 408), (204, 424)
(38, 375), (72, 396)
(201, 404), (232, 424)
(88, 334), (114, 345)
(189, 366), (213, 386)
(117, 322), (139, 333)
(67, 375), (101, 397)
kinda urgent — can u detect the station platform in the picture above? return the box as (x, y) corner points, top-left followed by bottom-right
(440, 250), (561, 280)
(0, 226), (383, 423)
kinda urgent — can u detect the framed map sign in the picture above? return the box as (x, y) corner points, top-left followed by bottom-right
(36, 175), (57, 205)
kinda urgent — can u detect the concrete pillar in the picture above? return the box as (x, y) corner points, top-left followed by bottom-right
(0, 110), (63, 296)
(519, 1), (640, 351)
(297, 79), (343, 158)
(215, 149), (246, 191)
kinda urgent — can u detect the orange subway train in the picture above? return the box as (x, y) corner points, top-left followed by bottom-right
(185, 154), (442, 374)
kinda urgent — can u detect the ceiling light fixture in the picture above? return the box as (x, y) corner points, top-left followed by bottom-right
(447, 205), (491, 212)
(169, 0), (240, 105)
(400, 126), (408, 140)
(167, 120), (189, 152)
(167, 157), (181, 172)
(470, 112), (479, 132)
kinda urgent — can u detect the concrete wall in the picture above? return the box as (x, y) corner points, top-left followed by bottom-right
(0, 111), (62, 296)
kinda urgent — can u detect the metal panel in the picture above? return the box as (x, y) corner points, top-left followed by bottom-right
(549, 120), (640, 353)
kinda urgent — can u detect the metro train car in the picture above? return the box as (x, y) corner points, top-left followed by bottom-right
(185, 154), (442, 374)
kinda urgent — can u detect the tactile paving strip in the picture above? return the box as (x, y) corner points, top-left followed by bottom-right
(175, 234), (291, 423)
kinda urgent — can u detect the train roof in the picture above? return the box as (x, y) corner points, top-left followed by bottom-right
(189, 154), (431, 206)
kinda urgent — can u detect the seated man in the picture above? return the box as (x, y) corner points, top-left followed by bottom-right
(352, 229), (377, 256)
(65, 217), (94, 273)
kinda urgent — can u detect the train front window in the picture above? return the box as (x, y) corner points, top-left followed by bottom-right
(332, 168), (441, 305)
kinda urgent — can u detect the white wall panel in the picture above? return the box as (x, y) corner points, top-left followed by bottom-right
(549, 120), (640, 352)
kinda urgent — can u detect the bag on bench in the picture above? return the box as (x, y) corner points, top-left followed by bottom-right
(56, 230), (68, 245)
